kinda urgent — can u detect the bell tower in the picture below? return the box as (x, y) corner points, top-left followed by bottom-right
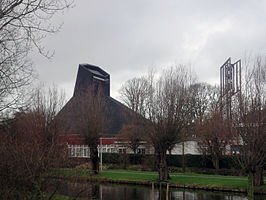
(73, 64), (110, 97)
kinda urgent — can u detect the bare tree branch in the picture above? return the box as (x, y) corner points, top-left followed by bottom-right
(0, 0), (72, 114)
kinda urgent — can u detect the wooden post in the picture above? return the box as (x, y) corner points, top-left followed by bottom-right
(100, 137), (103, 171)
(159, 182), (162, 200)
(166, 183), (169, 200)
(152, 182), (155, 200)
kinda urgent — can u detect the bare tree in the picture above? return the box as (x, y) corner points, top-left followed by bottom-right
(120, 76), (150, 116)
(119, 76), (150, 164)
(232, 56), (266, 193)
(189, 83), (220, 120)
(189, 83), (228, 170)
(0, 85), (66, 199)
(195, 110), (230, 170)
(0, 0), (72, 113)
(150, 67), (195, 181)
(75, 86), (108, 175)
(120, 66), (194, 181)
(179, 83), (219, 171)
(118, 124), (144, 155)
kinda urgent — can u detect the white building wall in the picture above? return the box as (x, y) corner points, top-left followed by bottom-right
(68, 140), (202, 158)
(169, 141), (201, 155)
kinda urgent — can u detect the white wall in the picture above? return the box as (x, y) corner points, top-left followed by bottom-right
(169, 141), (201, 155)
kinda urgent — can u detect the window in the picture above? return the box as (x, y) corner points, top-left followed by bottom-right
(137, 148), (145, 154)
(67, 145), (90, 158)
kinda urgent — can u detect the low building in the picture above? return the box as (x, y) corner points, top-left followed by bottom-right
(57, 64), (147, 157)
(58, 64), (202, 158)
(57, 64), (131, 137)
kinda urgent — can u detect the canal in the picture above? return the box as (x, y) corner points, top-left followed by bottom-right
(51, 180), (266, 200)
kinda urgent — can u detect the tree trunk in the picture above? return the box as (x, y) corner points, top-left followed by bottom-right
(253, 166), (264, 186)
(123, 150), (127, 169)
(247, 171), (254, 199)
(182, 141), (185, 172)
(133, 149), (136, 165)
(90, 146), (99, 175)
(158, 150), (169, 181)
(212, 155), (219, 171)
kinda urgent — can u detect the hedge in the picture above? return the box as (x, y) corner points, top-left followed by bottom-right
(102, 153), (258, 170)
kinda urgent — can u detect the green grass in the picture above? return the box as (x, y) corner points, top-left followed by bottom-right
(100, 170), (266, 190)
(96, 171), (157, 181)
(104, 169), (248, 179)
(169, 176), (248, 188)
(54, 168), (266, 191)
(98, 171), (247, 188)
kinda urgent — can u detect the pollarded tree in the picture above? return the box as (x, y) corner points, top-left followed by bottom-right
(149, 67), (189, 181)
(75, 86), (108, 175)
(120, 66), (195, 181)
(232, 56), (266, 191)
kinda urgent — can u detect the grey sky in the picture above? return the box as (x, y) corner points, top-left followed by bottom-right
(32, 0), (266, 101)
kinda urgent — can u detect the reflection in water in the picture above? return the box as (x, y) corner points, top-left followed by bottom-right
(48, 180), (99, 199)
(100, 185), (250, 200)
(52, 180), (265, 200)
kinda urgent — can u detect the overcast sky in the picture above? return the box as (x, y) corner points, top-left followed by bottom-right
(32, 0), (266, 101)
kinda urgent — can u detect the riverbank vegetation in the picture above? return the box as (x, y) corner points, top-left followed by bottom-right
(0, 87), (68, 199)
(52, 168), (266, 195)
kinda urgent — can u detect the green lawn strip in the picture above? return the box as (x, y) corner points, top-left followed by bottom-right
(97, 171), (157, 182)
(104, 169), (248, 180)
(105, 169), (266, 181)
(168, 176), (247, 189)
(53, 168), (266, 191)
(99, 171), (266, 191)
(55, 168), (261, 182)
(99, 171), (247, 188)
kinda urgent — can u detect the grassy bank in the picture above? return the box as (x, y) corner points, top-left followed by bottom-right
(54, 168), (266, 194)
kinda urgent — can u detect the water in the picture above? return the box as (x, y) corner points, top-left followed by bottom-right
(51, 180), (266, 200)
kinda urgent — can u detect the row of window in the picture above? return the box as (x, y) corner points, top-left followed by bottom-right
(67, 145), (147, 158)
(68, 145), (90, 158)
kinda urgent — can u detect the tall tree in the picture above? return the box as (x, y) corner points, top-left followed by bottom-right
(232, 56), (266, 193)
(0, 0), (72, 113)
(120, 76), (150, 116)
(180, 83), (219, 171)
(120, 66), (194, 181)
(75, 86), (108, 175)
(190, 83), (228, 170)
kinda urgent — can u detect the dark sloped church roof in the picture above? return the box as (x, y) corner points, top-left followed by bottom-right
(57, 64), (132, 136)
